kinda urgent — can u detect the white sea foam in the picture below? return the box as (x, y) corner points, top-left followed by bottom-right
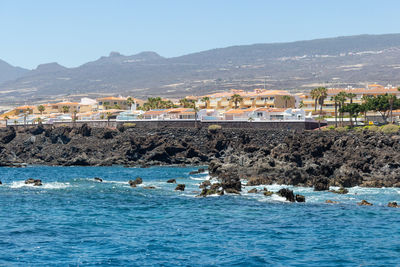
(9, 181), (70, 189)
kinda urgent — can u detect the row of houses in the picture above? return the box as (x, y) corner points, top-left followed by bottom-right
(1, 84), (399, 125)
(299, 84), (400, 116)
(116, 107), (306, 121)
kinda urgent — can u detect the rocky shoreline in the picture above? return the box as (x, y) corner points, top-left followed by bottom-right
(1, 124), (399, 190)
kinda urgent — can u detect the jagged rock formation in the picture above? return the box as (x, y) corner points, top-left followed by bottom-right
(0, 124), (399, 188)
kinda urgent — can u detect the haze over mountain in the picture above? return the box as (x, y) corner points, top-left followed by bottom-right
(0, 59), (29, 84)
(1, 33), (400, 104)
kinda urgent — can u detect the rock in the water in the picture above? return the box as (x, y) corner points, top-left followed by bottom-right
(166, 178), (176, 183)
(314, 177), (330, 191)
(175, 184), (185, 191)
(199, 180), (211, 188)
(198, 186), (224, 197)
(295, 194), (306, 202)
(25, 178), (42, 186)
(358, 200), (373, 206)
(129, 177), (143, 187)
(329, 187), (348, 194)
(0, 180), (2, 185)
(388, 202), (399, 208)
(277, 188), (295, 202)
(143, 186), (156, 189)
(225, 188), (240, 194)
(94, 177), (103, 182)
(263, 189), (273, 196)
(189, 168), (206, 175)
(248, 188), (258, 193)
(325, 200), (338, 204)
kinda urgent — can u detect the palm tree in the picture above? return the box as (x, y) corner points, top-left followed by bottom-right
(337, 92), (347, 126)
(299, 100), (304, 109)
(34, 117), (43, 125)
(72, 110), (77, 128)
(388, 94), (396, 124)
(347, 93), (356, 104)
(361, 95), (370, 125)
(4, 116), (9, 127)
(193, 102), (199, 128)
(38, 105), (45, 115)
(201, 97), (210, 109)
(331, 95), (340, 128)
(346, 93), (356, 126)
(23, 112), (28, 127)
(316, 87), (328, 129)
(231, 94), (243, 109)
(127, 97), (135, 110)
(106, 112), (112, 127)
(310, 88), (319, 112)
(62, 106), (70, 114)
(282, 95), (291, 108)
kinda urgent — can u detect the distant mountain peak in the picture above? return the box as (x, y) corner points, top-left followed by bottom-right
(34, 62), (67, 73)
(109, 51), (122, 57)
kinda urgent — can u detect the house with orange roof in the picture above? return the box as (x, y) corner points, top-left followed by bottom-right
(13, 105), (35, 116)
(302, 84), (400, 116)
(223, 108), (257, 120)
(96, 96), (144, 110)
(143, 109), (167, 120)
(196, 89), (296, 110)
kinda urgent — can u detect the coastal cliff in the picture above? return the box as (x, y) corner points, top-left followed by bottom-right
(1, 124), (399, 188)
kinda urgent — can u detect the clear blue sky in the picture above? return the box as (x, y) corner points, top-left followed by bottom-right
(1, 0), (399, 69)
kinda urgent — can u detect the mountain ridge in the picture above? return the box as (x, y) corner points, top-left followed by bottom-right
(1, 33), (400, 104)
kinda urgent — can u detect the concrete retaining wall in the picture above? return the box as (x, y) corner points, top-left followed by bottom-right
(9, 120), (325, 130)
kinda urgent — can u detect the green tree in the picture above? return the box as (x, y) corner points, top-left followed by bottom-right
(314, 87), (328, 129)
(62, 106), (70, 114)
(347, 93), (356, 104)
(336, 92), (348, 126)
(106, 112), (112, 126)
(126, 97), (135, 110)
(299, 100), (304, 108)
(4, 116), (9, 127)
(331, 95), (341, 127)
(179, 98), (194, 108)
(38, 105), (45, 115)
(341, 103), (361, 127)
(310, 88), (320, 112)
(366, 94), (400, 123)
(231, 94), (243, 109)
(201, 97), (210, 109)
(388, 94), (396, 123)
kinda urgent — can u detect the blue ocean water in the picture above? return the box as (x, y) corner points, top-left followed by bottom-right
(0, 166), (399, 266)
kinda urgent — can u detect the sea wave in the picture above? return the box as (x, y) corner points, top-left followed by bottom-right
(9, 181), (70, 189)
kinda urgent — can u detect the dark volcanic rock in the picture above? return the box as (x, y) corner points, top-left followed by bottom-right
(295, 194), (306, 202)
(248, 188), (258, 193)
(94, 177), (103, 182)
(277, 188), (295, 202)
(166, 178), (176, 183)
(1, 127), (399, 190)
(25, 178), (42, 186)
(329, 187), (348, 194)
(358, 200), (373, 206)
(314, 177), (330, 191)
(199, 180), (211, 188)
(388, 202), (399, 208)
(175, 184), (185, 191)
(129, 177), (143, 187)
